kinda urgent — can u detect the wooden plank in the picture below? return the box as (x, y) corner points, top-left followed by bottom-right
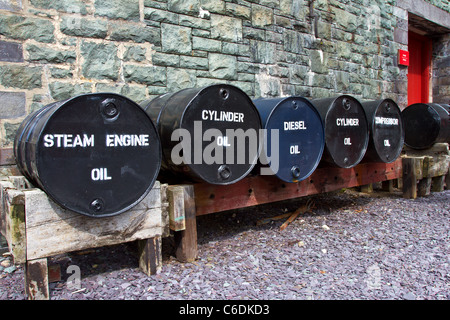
(446, 171), (450, 190)
(160, 183), (170, 237)
(403, 157), (418, 199)
(0, 181), (26, 264)
(25, 182), (163, 261)
(173, 185), (197, 262)
(417, 177), (431, 196)
(25, 258), (49, 300)
(381, 180), (394, 192)
(168, 185), (187, 232)
(403, 143), (450, 156)
(403, 143), (450, 179)
(138, 236), (162, 276)
(194, 158), (402, 216)
(360, 183), (373, 193)
(432, 175), (445, 192)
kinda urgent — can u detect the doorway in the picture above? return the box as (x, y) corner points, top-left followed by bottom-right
(407, 31), (432, 105)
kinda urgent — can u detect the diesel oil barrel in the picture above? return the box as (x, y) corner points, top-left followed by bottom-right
(311, 95), (369, 168)
(253, 96), (324, 183)
(14, 93), (161, 217)
(141, 84), (262, 185)
(361, 99), (404, 163)
(402, 103), (449, 149)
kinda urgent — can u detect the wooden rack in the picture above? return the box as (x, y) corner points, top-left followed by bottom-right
(0, 176), (166, 300)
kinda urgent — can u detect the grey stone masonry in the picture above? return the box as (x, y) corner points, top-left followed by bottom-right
(0, 0), (449, 149)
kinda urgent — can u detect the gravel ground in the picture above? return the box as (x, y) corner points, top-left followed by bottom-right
(1, 188), (449, 301)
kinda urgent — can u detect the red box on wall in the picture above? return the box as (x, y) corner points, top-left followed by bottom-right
(398, 49), (409, 66)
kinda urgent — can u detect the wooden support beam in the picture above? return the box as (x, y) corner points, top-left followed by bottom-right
(403, 157), (418, 199)
(0, 181), (26, 264)
(138, 236), (162, 276)
(446, 171), (450, 190)
(360, 183), (373, 193)
(25, 258), (49, 300)
(23, 183), (162, 261)
(171, 185), (197, 262)
(417, 177), (431, 196)
(432, 176), (445, 192)
(168, 185), (187, 231)
(381, 180), (394, 192)
(194, 158), (402, 216)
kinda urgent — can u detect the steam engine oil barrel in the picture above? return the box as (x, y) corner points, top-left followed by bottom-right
(402, 103), (450, 149)
(253, 96), (324, 183)
(14, 93), (161, 218)
(141, 84), (262, 185)
(311, 95), (369, 168)
(361, 99), (404, 163)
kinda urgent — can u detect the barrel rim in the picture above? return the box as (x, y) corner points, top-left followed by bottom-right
(33, 92), (162, 218)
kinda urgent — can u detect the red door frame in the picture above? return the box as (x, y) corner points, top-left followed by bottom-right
(407, 31), (432, 105)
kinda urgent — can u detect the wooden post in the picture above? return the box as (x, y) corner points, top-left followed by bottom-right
(0, 183), (26, 264)
(403, 157), (418, 199)
(446, 171), (450, 190)
(417, 178), (431, 196)
(170, 185), (198, 262)
(25, 258), (49, 300)
(168, 186), (187, 231)
(432, 175), (445, 192)
(360, 183), (373, 193)
(138, 236), (162, 276)
(381, 180), (394, 193)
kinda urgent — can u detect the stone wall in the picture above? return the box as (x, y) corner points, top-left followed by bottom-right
(432, 33), (450, 103)
(0, 0), (448, 150)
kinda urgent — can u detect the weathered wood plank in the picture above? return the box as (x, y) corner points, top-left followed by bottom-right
(173, 185), (197, 262)
(25, 181), (161, 227)
(403, 157), (418, 199)
(168, 185), (189, 232)
(0, 180), (26, 264)
(138, 236), (162, 276)
(160, 183), (170, 237)
(25, 183), (163, 261)
(381, 180), (394, 192)
(417, 177), (432, 196)
(194, 158), (402, 216)
(25, 258), (49, 300)
(432, 175), (446, 192)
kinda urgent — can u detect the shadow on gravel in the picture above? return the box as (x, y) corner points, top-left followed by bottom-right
(195, 189), (383, 245)
(48, 242), (140, 282)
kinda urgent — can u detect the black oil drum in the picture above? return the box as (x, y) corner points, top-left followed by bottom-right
(311, 95), (369, 168)
(402, 103), (450, 149)
(141, 84), (262, 185)
(253, 96), (324, 183)
(14, 93), (161, 217)
(361, 99), (404, 163)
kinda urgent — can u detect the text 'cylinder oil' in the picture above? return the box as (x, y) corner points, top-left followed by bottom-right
(312, 95), (369, 168)
(141, 84), (262, 185)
